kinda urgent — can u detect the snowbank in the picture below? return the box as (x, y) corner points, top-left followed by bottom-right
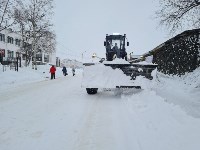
(0, 64), (80, 91)
(82, 63), (137, 88)
(122, 89), (200, 150)
(146, 67), (200, 118)
(154, 67), (200, 93)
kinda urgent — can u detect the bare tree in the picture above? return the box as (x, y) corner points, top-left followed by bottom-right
(12, 8), (31, 66)
(12, 0), (54, 69)
(0, 0), (17, 31)
(156, 0), (200, 33)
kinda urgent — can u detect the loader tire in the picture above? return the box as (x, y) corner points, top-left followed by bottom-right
(86, 88), (98, 94)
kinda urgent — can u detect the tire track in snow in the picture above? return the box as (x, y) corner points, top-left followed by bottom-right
(73, 92), (121, 150)
(0, 75), (85, 150)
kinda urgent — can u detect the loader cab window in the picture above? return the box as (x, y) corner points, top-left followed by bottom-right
(111, 40), (120, 50)
(120, 40), (125, 49)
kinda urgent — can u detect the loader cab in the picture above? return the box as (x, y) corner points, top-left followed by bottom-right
(104, 34), (129, 61)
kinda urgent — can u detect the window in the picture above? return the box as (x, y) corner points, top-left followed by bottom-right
(16, 52), (20, 57)
(7, 50), (14, 58)
(15, 39), (21, 46)
(0, 33), (5, 42)
(7, 36), (14, 44)
(44, 54), (49, 62)
(36, 53), (42, 61)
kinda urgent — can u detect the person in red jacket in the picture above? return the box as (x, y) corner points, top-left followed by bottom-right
(49, 65), (56, 79)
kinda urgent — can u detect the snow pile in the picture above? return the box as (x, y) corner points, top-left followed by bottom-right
(180, 67), (200, 89)
(121, 66), (200, 118)
(133, 61), (157, 65)
(133, 66), (200, 92)
(103, 58), (130, 64)
(154, 67), (200, 92)
(82, 62), (158, 89)
(145, 55), (153, 63)
(147, 67), (200, 118)
(122, 90), (200, 150)
(82, 63), (136, 88)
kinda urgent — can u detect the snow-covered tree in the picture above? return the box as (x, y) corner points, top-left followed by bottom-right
(11, 0), (54, 69)
(156, 0), (200, 34)
(37, 31), (56, 54)
(0, 0), (17, 31)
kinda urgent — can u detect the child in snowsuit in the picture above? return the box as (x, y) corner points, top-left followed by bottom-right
(62, 66), (68, 76)
(72, 67), (75, 76)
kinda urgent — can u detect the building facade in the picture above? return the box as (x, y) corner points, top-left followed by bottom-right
(0, 28), (56, 65)
(0, 28), (21, 62)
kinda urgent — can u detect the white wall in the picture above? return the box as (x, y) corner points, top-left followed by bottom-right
(49, 52), (56, 65)
(0, 29), (21, 58)
(0, 29), (56, 65)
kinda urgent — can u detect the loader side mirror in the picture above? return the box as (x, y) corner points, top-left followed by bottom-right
(104, 41), (106, 46)
(127, 42), (129, 46)
(99, 58), (105, 63)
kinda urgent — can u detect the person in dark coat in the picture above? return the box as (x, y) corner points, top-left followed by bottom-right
(112, 43), (120, 58)
(62, 66), (68, 76)
(49, 65), (56, 79)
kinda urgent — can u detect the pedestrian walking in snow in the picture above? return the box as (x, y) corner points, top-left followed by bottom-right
(62, 66), (68, 76)
(49, 65), (56, 79)
(72, 67), (75, 76)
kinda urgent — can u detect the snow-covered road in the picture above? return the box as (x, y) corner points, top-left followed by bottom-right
(1, 73), (200, 150)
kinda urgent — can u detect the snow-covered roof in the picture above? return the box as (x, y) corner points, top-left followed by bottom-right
(112, 33), (120, 35)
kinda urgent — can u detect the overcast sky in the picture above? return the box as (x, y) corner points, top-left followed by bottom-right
(53, 0), (171, 61)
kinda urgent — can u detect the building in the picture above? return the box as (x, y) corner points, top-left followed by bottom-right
(0, 28), (21, 63)
(56, 57), (60, 67)
(0, 28), (56, 65)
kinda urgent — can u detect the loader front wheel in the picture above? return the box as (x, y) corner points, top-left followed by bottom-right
(86, 88), (98, 94)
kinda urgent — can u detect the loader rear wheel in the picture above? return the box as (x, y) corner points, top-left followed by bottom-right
(86, 88), (98, 94)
